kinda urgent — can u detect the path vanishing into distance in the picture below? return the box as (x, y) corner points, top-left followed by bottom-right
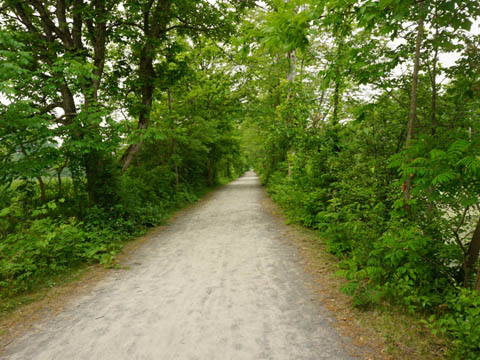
(2, 172), (357, 360)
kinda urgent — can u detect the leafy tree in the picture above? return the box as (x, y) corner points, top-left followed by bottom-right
(239, 1), (480, 357)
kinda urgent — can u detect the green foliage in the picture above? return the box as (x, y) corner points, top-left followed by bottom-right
(0, 216), (107, 295)
(0, 14), (247, 303)
(428, 289), (480, 359)
(1, 0), (480, 358)
(0, 159), (233, 298)
(240, 1), (480, 357)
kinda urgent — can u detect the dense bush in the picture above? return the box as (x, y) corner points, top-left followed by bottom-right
(248, 84), (480, 358)
(0, 168), (244, 297)
(0, 30), (248, 301)
(0, 132), (246, 298)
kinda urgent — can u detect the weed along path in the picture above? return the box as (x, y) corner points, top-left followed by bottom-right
(2, 172), (357, 360)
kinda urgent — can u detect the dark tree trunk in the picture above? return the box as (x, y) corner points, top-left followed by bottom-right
(286, 50), (296, 178)
(403, 2), (425, 213)
(85, 154), (98, 205)
(207, 147), (216, 186)
(120, 0), (171, 173)
(81, 0), (113, 206)
(168, 88), (180, 189)
(333, 80), (340, 125)
(330, 35), (344, 155)
(427, 16), (439, 216)
(207, 159), (214, 186)
(332, 36), (343, 126)
(120, 47), (154, 172)
(57, 167), (63, 198)
(466, 217), (480, 286)
(37, 176), (46, 204)
(475, 262), (480, 292)
(174, 157), (179, 189)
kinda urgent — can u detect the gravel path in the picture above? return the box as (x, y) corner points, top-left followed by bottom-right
(2, 172), (356, 360)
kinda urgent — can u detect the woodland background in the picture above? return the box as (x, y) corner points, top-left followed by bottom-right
(1, 0), (480, 358)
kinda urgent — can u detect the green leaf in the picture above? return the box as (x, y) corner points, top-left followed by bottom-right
(0, 207), (10, 217)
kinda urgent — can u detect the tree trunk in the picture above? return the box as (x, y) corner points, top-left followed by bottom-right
(475, 262), (480, 292)
(85, 153), (99, 205)
(333, 80), (340, 125)
(466, 217), (480, 286)
(330, 34), (345, 155)
(83, 0), (109, 206)
(286, 50), (296, 82)
(430, 61), (437, 136)
(403, 2), (425, 212)
(430, 6), (439, 137)
(332, 36), (344, 126)
(286, 50), (296, 178)
(427, 18), (439, 215)
(207, 158), (214, 186)
(37, 176), (46, 204)
(120, 0), (172, 173)
(57, 167), (63, 198)
(285, 0), (296, 179)
(120, 47), (155, 172)
(174, 158), (179, 189)
(167, 88), (179, 189)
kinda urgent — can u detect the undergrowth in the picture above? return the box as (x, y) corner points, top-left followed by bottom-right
(0, 165), (244, 309)
(262, 168), (480, 360)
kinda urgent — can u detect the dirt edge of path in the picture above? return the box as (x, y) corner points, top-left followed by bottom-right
(0, 187), (220, 355)
(260, 195), (448, 360)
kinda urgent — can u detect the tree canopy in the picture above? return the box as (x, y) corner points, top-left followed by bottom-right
(1, 1), (480, 357)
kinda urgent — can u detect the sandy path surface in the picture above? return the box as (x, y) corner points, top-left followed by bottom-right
(2, 172), (356, 360)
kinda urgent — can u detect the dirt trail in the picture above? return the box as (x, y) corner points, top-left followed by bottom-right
(2, 172), (357, 360)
